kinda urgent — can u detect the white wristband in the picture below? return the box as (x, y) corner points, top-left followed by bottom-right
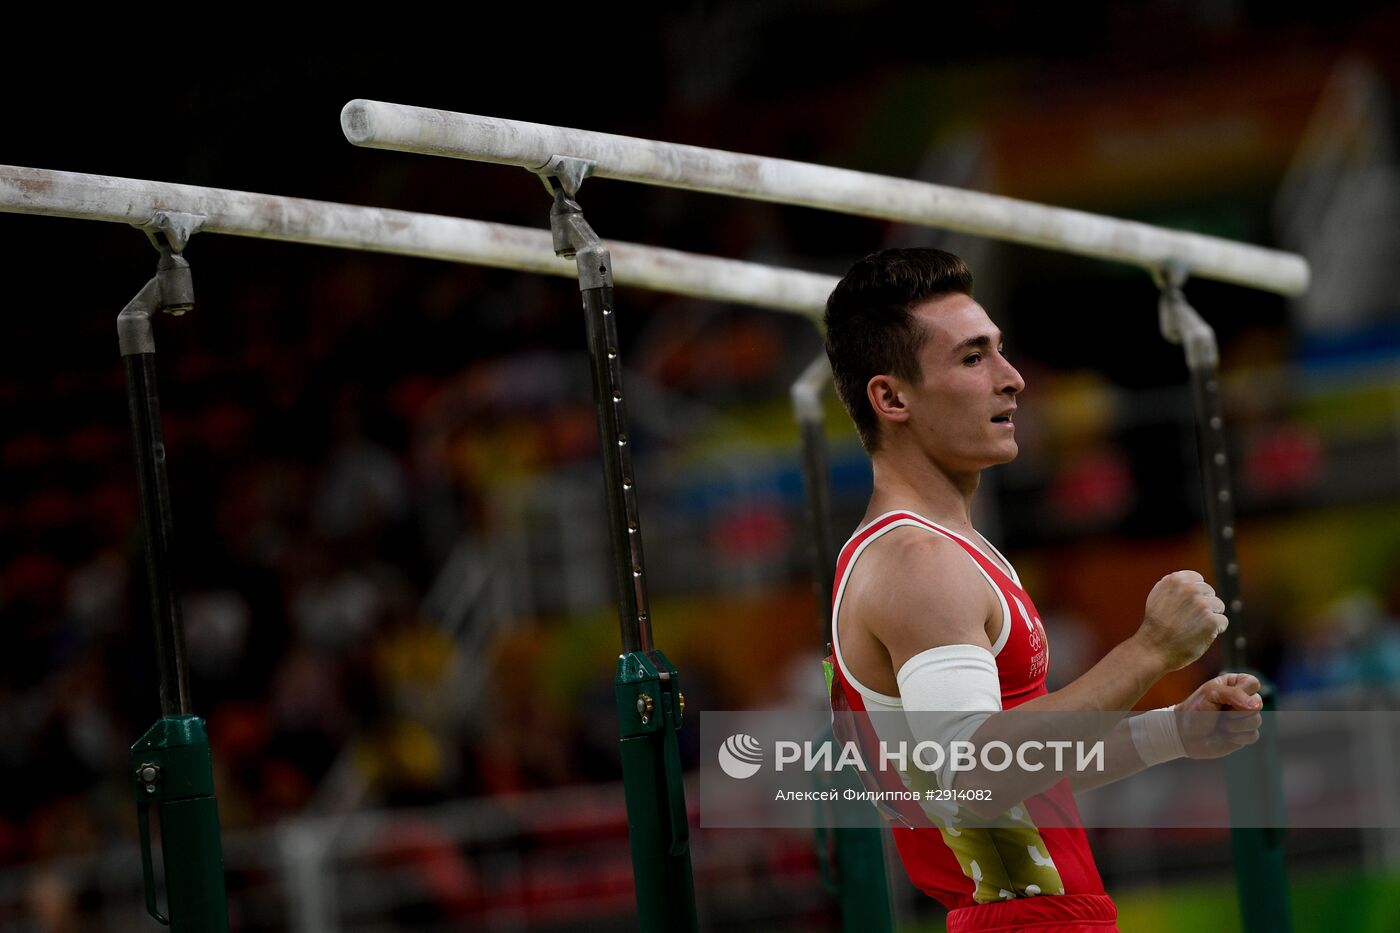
(1129, 707), (1186, 765)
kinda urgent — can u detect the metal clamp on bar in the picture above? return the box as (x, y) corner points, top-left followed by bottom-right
(139, 210), (205, 254)
(118, 213), (203, 358)
(1157, 261), (1218, 371)
(536, 154), (596, 200)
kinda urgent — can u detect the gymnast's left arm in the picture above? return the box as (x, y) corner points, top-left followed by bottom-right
(1069, 672), (1263, 793)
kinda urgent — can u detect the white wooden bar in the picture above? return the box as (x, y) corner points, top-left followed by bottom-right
(341, 99), (1310, 297)
(0, 166), (834, 317)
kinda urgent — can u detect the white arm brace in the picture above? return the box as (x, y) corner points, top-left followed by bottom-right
(897, 644), (1001, 788)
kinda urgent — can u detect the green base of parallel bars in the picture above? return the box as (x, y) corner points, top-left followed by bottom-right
(815, 823), (896, 931)
(812, 721), (896, 933)
(1223, 677), (1294, 933)
(615, 649), (699, 933)
(131, 715), (230, 933)
(832, 828), (895, 932)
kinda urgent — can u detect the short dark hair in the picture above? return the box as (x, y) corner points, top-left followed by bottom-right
(823, 248), (974, 452)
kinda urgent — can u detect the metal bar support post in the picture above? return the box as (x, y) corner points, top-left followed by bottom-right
(791, 353), (839, 643)
(539, 157), (698, 933)
(1157, 264), (1292, 933)
(118, 213), (230, 933)
(790, 353), (896, 933)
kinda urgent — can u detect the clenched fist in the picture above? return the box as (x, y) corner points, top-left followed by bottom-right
(1177, 672), (1264, 759)
(1135, 570), (1228, 672)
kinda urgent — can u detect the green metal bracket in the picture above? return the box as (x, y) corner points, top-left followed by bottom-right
(811, 721), (896, 931)
(1223, 675), (1293, 933)
(615, 649), (697, 930)
(130, 715), (229, 933)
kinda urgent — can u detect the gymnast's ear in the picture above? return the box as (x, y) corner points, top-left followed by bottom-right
(867, 374), (909, 427)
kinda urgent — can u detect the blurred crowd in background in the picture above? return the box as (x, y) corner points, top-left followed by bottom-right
(4, 1), (1400, 929)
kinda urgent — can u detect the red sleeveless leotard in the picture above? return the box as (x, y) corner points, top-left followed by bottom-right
(828, 510), (1119, 932)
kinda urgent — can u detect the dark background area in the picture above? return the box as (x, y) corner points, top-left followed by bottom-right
(9, 1), (1395, 387)
(4, 2), (1400, 930)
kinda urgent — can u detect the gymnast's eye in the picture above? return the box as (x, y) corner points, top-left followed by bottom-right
(962, 353), (981, 366)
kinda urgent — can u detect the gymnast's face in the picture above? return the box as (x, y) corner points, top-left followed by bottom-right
(869, 293), (1025, 472)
